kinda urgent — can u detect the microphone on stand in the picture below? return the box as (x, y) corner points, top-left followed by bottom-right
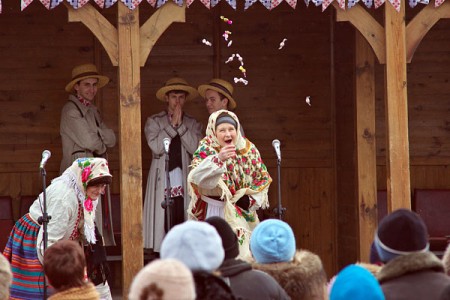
(163, 138), (171, 154)
(39, 150), (52, 169)
(272, 139), (281, 161)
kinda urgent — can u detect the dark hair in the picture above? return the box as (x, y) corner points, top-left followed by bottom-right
(43, 240), (86, 291)
(166, 90), (188, 96)
(87, 176), (112, 187)
(193, 271), (236, 300)
(139, 283), (164, 300)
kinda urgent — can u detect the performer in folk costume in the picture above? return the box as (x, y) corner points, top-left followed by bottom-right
(3, 157), (113, 299)
(188, 109), (272, 259)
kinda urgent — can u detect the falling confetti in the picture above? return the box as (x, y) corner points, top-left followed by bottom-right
(227, 40), (233, 47)
(306, 96), (311, 106)
(279, 38), (287, 50)
(225, 54), (235, 64)
(222, 30), (232, 42)
(202, 39), (212, 47)
(234, 77), (248, 85)
(239, 66), (247, 77)
(236, 53), (244, 66)
(220, 15), (233, 25)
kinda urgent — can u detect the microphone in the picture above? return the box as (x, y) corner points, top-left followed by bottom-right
(163, 138), (171, 154)
(272, 139), (281, 161)
(39, 150), (51, 169)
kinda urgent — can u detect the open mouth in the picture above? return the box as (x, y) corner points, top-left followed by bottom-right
(225, 138), (233, 145)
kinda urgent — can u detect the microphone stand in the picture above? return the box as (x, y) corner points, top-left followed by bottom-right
(162, 149), (174, 232)
(39, 166), (51, 300)
(274, 157), (286, 220)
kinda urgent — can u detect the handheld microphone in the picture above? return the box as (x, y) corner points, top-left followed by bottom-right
(39, 150), (52, 169)
(163, 138), (171, 154)
(272, 139), (281, 161)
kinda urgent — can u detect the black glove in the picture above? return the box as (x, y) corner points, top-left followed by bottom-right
(236, 195), (250, 211)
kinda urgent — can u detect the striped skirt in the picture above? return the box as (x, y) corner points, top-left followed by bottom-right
(3, 214), (47, 300)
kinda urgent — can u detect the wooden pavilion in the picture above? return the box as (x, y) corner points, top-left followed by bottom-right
(1, 0), (450, 296)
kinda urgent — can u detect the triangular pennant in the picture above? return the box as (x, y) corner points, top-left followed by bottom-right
(374, 0), (385, 8)
(362, 0), (373, 7)
(336, 0), (345, 8)
(259, 0), (271, 8)
(78, 0), (90, 8)
(50, 0), (62, 9)
(286, 0), (297, 7)
(244, 0), (257, 9)
(173, 0), (183, 6)
(185, 0), (194, 6)
(348, 0), (358, 7)
(105, 0), (118, 8)
(303, 0), (310, 6)
(0, 0), (2, 13)
(435, 0), (445, 6)
(419, 0), (429, 4)
(199, 0), (211, 8)
(322, 0), (333, 11)
(211, 0), (220, 6)
(270, 0), (282, 9)
(156, 0), (168, 7)
(39, 0), (51, 9)
(93, 0), (105, 8)
(225, 0), (236, 8)
(21, 0), (33, 10)
(388, 0), (400, 10)
(311, 0), (322, 6)
(409, 0), (418, 7)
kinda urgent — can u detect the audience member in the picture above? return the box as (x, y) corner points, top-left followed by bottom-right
(250, 219), (328, 300)
(443, 243), (450, 276)
(44, 240), (99, 300)
(375, 209), (450, 300)
(128, 259), (195, 300)
(329, 264), (384, 300)
(160, 221), (235, 300)
(206, 216), (290, 300)
(0, 253), (12, 300)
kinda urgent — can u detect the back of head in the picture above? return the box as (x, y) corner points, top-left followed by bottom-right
(0, 253), (12, 299)
(128, 259), (196, 300)
(160, 221), (224, 272)
(374, 209), (429, 263)
(205, 216), (239, 260)
(250, 219), (296, 264)
(193, 271), (235, 300)
(330, 264), (385, 300)
(43, 240), (85, 291)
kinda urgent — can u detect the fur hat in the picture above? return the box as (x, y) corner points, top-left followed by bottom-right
(330, 264), (385, 300)
(374, 209), (429, 263)
(128, 259), (196, 300)
(65, 63), (109, 93)
(250, 219), (296, 264)
(156, 77), (198, 101)
(198, 78), (236, 110)
(0, 253), (12, 300)
(205, 216), (239, 260)
(160, 221), (224, 272)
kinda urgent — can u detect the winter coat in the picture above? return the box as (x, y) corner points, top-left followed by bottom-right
(377, 252), (450, 300)
(253, 250), (328, 300)
(219, 259), (290, 300)
(143, 110), (202, 251)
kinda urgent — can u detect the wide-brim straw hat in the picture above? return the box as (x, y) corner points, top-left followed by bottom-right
(65, 63), (110, 93)
(156, 77), (199, 101)
(198, 78), (236, 110)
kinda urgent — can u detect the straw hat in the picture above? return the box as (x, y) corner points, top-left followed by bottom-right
(156, 77), (199, 101)
(65, 64), (110, 93)
(198, 78), (236, 110)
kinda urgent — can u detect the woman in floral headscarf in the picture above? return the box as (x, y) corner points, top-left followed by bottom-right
(188, 110), (272, 259)
(3, 157), (112, 300)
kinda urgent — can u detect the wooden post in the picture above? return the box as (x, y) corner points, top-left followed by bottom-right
(117, 2), (143, 296)
(355, 31), (377, 262)
(384, 1), (411, 211)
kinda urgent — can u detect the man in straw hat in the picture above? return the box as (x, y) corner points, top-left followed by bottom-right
(60, 63), (116, 247)
(143, 77), (202, 255)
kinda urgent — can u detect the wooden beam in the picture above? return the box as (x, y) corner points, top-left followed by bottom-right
(65, 3), (119, 66)
(355, 31), (377, 262)
(139, 2), (186, 67)
(406, 1), (450, 62)
(333, 2), (386, 64)
(117, 2), (143, 297)
(384, 1), (411, 211)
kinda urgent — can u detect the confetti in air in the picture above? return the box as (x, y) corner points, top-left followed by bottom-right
(239, 66), (247, 77)
(306, 96), (311, 106)
(227, 40), (233, 47)
(220, 15), (233, 25)
(225, 54), (236, 64)
(202, 39), (212, 46)
(223, 30), (232, 42)
(234, 77), (249, 85)
(279, 38), (287, 50)
(236, 53), (244, 66)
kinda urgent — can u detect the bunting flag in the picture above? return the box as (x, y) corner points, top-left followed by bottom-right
(0, 0), (2, 13)
(286, 0), (297, 7)
(374, 0), (385, 9)
(199, 0), (211, 8)
(66, 0), (90, 9)
(362, 0), (373, 8)
(225, 0), (236, 9)
(50, 0), (63, 9)
(311, 0), (323, 6)
(40, 0), (51, 9)
(270, 0), (282, 9)
(185, 0), (194, 6)
(21, 0), (33, 10)
(173, 0), (184, 5)
(336, 0), (345, 8)
(211, 0), (220, 6)
(121, 0), (142, 9)
(304, 0), (310, 6)
(388, 0), (400, 11)
(409, 0), (428, 7)
(156, 0), (167, 7)
(104, 0), (117, 8)
(244, 0), (257, 9)
(348, 0), (359, 8)
(322, 0), (333, 11)
(93, 0), (105, 8)
(260, 0), (271, 9)
(435, 0), (445, 6)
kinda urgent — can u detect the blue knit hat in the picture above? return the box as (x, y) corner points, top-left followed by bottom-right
(250, 219), (296, 264)
(330, 264), (385, 300)
(160, 221), (224, 272)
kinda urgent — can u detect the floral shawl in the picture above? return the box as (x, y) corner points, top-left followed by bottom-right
(188, 110), (272, 257)
(52, 157), (112, 244)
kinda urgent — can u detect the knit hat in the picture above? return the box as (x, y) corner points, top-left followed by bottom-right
(128, 259), (196, 300)
(205, 216), (239, 260)
(160, 221), (225, 272)
(330, 264), (385, 300)
(215, 112), (238, 130)
(374, 209), (429, 263)
(250, 219), (296, 264)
